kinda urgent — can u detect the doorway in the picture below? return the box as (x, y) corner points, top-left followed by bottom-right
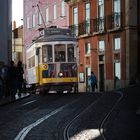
(99, 64), (104, 91)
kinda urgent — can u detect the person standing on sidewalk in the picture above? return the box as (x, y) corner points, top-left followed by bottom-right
(17, 61), (24, 97)
(89, 71), (97, 92)
(7, 61), (18, 99)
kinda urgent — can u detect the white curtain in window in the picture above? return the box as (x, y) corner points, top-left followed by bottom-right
(32, 14), (35, 27)
(114, 37), (120, 50)
(46, 8), (49, 23)
(114, 0), (120, 13)
(73, 7), (78, 25)
(115, 62), (121, 79)
(61, 0), (65, 17)
(99, 40), (105, 51)
(38, 12), (42, 24)
(98, 0), (104, 18)
(53, 4), (57, 19)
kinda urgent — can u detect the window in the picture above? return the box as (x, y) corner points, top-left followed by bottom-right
(114, 37), (120, 50)
(85, 42), (91, 55)
(32, 14), (35, 27)
(86, 67), (91, 77)
(98, 40), (105, 52)
(55, 44), (66, 62)
(53, 3), (57, 19)
(46, 8), (49, 23)
(85, 2), (90, 33)
(67, 44), (75, 62)
(42, 45), (53, 63)
(26, 17), (30, 29)
(98, 0), (104, 30)
(38, 12), (42, 25)
(73, 7), (78, 35)
(114, 0), (120, 13)
(113, 0), (120, 27)
(28, 56), (35, 68)
(61, 0), (65, 17)
(114, 62), (120, 79)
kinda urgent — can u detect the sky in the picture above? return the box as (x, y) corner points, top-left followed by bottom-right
(12, 0), (23, 27)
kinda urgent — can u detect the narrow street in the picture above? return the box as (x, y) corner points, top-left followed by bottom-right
(0, 85), (139, 140)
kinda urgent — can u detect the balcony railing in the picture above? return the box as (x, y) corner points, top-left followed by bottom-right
(69, 24), (78, 36)
(91, 17), (105, 32)
(108, 12), (121, 29)
(69, 13), (122, 36)
(78, 20), (90, 35)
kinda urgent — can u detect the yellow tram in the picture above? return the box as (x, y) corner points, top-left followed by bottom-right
(26, 27), (78, 93)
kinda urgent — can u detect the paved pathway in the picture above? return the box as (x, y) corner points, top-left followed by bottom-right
(0, 93), (30, 106)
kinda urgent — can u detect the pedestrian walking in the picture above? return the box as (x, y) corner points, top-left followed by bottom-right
(7, 61), (18, 99)
(17, 61), (24, 97)
(0, 75), (3, 99)
(0, 64), (9, 98)
(89, 71), (97, 92)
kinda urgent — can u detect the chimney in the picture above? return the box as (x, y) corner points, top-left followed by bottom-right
(13, 21), (16, 29)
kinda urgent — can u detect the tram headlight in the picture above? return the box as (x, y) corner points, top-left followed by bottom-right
(59, 72), (63, 77)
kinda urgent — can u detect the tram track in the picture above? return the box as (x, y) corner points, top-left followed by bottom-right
(63, 95), (103, 140)
(63, 91), (123, 140)
(21, 92), (102, 140)
(99, 91), (123, 140)
(14, 93), (99, 140)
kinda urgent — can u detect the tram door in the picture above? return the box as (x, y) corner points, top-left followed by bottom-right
(99, 64), (104, 91)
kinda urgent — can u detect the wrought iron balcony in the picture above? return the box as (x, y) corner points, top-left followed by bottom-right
(78, 20), (90, 36)
(91, 17), (105, 33)
(69, 17), (105, 36)
(108, 12), (121, 30)
(69, 24), (78, 36)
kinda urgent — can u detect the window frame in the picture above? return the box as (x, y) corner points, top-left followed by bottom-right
(53, 3), (57, 20)
(32, 14), (35, 28)
(114, 37), (121, 50)
(45, 7), (49, 23)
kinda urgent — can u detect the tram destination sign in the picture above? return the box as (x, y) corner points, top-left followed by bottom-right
(44, 28), (71, 36)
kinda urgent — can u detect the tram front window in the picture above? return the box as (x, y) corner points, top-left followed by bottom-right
(42, 45), (52, 63)
(55, 44), (66, 62)
(67, 44), (75, 62)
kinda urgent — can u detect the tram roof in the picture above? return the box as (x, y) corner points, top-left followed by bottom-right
(34, 34), (76, 42)
(32, 27), (77, 43)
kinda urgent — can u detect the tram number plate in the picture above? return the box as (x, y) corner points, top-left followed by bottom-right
(43, 64), (48, 70)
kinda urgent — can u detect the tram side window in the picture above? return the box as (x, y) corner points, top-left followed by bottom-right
(67, 44), (75, 62)
(28, 56), (35, 68)
(55, 44), (66, 62)
(42, 45), (52, 63)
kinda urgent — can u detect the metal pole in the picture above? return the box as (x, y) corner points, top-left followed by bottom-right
(37, 4), (46, 28)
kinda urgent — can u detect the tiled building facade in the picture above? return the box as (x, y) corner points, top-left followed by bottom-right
(23, 0), (69, 48)
(66, 0), (139, 91)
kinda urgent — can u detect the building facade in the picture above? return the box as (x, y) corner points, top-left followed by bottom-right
(23, 0), (69, 48)
(65, 0), (139, 91)
(12, 23), (23, 64)
(0, 0), (12, 65)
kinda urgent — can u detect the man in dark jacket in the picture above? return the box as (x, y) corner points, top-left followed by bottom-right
(17, 61), (24, 97)
(89, 71), (97, 92)
(7, 61), (18, 99)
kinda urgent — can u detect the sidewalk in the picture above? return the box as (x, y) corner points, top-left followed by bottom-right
(0, 93), (30, 106)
